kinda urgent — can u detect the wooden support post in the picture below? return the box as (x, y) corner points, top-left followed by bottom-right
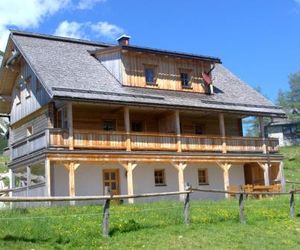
(67, 102), (74, 150)
(279, 161), (286, 192)
(174, 110), (182, 153)
(290, 191), (295, 218)
(26, 166), (31, 196)
(183, 183), (190, 225)
(172, 162), (187, 201)
(219, 113), (227, 153)
(121, 161), (137, 204)
(8, 169), (14, 198)
(64, 162), (80, 198)
(239, 193), (246, 224)
(124, 107), (131, 151)
(258, 162), (270, 186)
(45, 158), (51, 196)
(102, 186), (111, 237)
(217, 162), (231, 198)
(259, 116), (267, 154)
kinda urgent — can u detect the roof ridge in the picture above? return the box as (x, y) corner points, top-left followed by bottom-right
(10, 29), (114, 47)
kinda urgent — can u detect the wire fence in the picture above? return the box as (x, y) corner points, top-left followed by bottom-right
(0, 186), (299, 237)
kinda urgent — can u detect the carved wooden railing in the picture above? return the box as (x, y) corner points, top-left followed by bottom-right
(48, 129), (279, 153)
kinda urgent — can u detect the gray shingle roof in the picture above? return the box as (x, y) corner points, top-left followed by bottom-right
(11, 31), (285, 116)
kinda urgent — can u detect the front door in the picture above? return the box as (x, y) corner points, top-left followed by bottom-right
(103, 169), (120, 195)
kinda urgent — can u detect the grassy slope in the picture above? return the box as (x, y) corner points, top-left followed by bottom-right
(0, 146), (299, 249)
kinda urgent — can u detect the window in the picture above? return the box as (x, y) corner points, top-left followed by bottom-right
(30, 163), (45, 186)
(195, 124), (203, 135)
(25, 76), (32, 98)
(56, 107), (68, 129)
(180, 71), (191, 88)
(144, 66), (156, 85)
(103, 120), (116, 131)
(131, 121), (143, 132)
(198, 168), (208, 185)
(27, 126), (33, 136)
(36, 79), (42, 93)
(154, 169), (166, 186)
(16, 87), (21, 105)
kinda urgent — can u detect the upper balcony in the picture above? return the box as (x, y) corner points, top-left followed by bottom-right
(10, 103), (279, 160)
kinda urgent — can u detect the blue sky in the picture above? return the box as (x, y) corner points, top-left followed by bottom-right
(0, 0), (299, 102)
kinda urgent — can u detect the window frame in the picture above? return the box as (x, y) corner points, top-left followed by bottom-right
(198, 168), (209, 185)
(154, 169), (166, 186)
(179, 69), (193, 88)
(131, 120), (144, 132)
(102, 120), (117, 131)
(144, 64), (157, 85)
(25, 76), (32, 99)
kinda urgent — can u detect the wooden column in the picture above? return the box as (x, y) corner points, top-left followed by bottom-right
(64, 162), (80, 197)
(279, 161), (285, 192)
(259, 116), (267, 154)
(121, 162), (137, 203)
(258, 162), (270, 186)
(219, 113), (227, 153)
(174, 110), (182, 153)
(124, 107), (131, 151)
(67, 102), (74, 150)
(45, 158), (51, 196)
(172, 162), (187, 201)
(8, 169), (14, 198)
(217, 162), (232, 198)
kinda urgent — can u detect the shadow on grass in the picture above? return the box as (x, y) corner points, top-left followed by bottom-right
(109, 219), (168, 236)
(1, 234), (70, 245)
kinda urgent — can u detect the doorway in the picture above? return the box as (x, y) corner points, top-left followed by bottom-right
(103, 169), (120, 195)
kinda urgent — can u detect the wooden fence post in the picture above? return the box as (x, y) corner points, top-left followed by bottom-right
(239, 193), (246, 224)
(184, 183), (191, 225)
(102, 186), (111, 237)
(290, 191), (295, 218)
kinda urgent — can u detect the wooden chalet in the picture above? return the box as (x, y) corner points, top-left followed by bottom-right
(0, 31), (286, 202)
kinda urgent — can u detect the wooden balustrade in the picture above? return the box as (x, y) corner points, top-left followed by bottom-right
(47, 129), (279, 153)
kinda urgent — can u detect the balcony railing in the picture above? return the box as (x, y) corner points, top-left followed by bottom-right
(48, 129), (279, 153)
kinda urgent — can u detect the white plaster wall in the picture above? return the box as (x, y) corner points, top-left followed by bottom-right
(53, 163), (127, 197)
(52, 162), (245, 202)
(52, 164), (69, 196)
(133, 163), (179, 202)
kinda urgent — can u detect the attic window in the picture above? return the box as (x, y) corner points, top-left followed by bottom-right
(25, 76), (32, 98)
(180, 70), (192, 88)
(144, 65), (157, 85)
(16, 86), (21, 105)
(36, 79), (42, 93)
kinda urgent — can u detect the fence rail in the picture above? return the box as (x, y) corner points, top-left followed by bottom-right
(1, 187), (299, 237)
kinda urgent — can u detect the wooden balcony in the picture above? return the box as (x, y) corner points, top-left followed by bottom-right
(48, 129), (279, 154)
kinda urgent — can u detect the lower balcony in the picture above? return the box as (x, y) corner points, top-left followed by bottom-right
(48, 129), (279, 154)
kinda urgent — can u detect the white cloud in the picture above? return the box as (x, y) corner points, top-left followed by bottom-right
(0, 0), (70, 50)
(77, 0), (106, 10)
(54, 21), (86, 39)
(91, 21), (124, 39)
(54, 20), (124, 41)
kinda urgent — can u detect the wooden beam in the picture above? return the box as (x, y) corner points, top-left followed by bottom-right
(279, 161), (285, 192)
(257, 162), (270, 186)
(45, 158), (51, 196)
(64, 162), (80, 197)
(174, 110), (182, 153)
(67, 102), (74, 150)
(120, 161), (137, 203)
(218, 113), (227, 153)
(259, 117), (267, 154)
(172, 162), (187, 201)
(217, 162), (232, 198)
(124, 107), (131, 151)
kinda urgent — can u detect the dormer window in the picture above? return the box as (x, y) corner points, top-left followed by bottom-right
(180, 70), (192, 88)
(144, 65), (156, 85)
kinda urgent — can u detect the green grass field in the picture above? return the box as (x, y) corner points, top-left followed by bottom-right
(0, 146), (299, 249)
